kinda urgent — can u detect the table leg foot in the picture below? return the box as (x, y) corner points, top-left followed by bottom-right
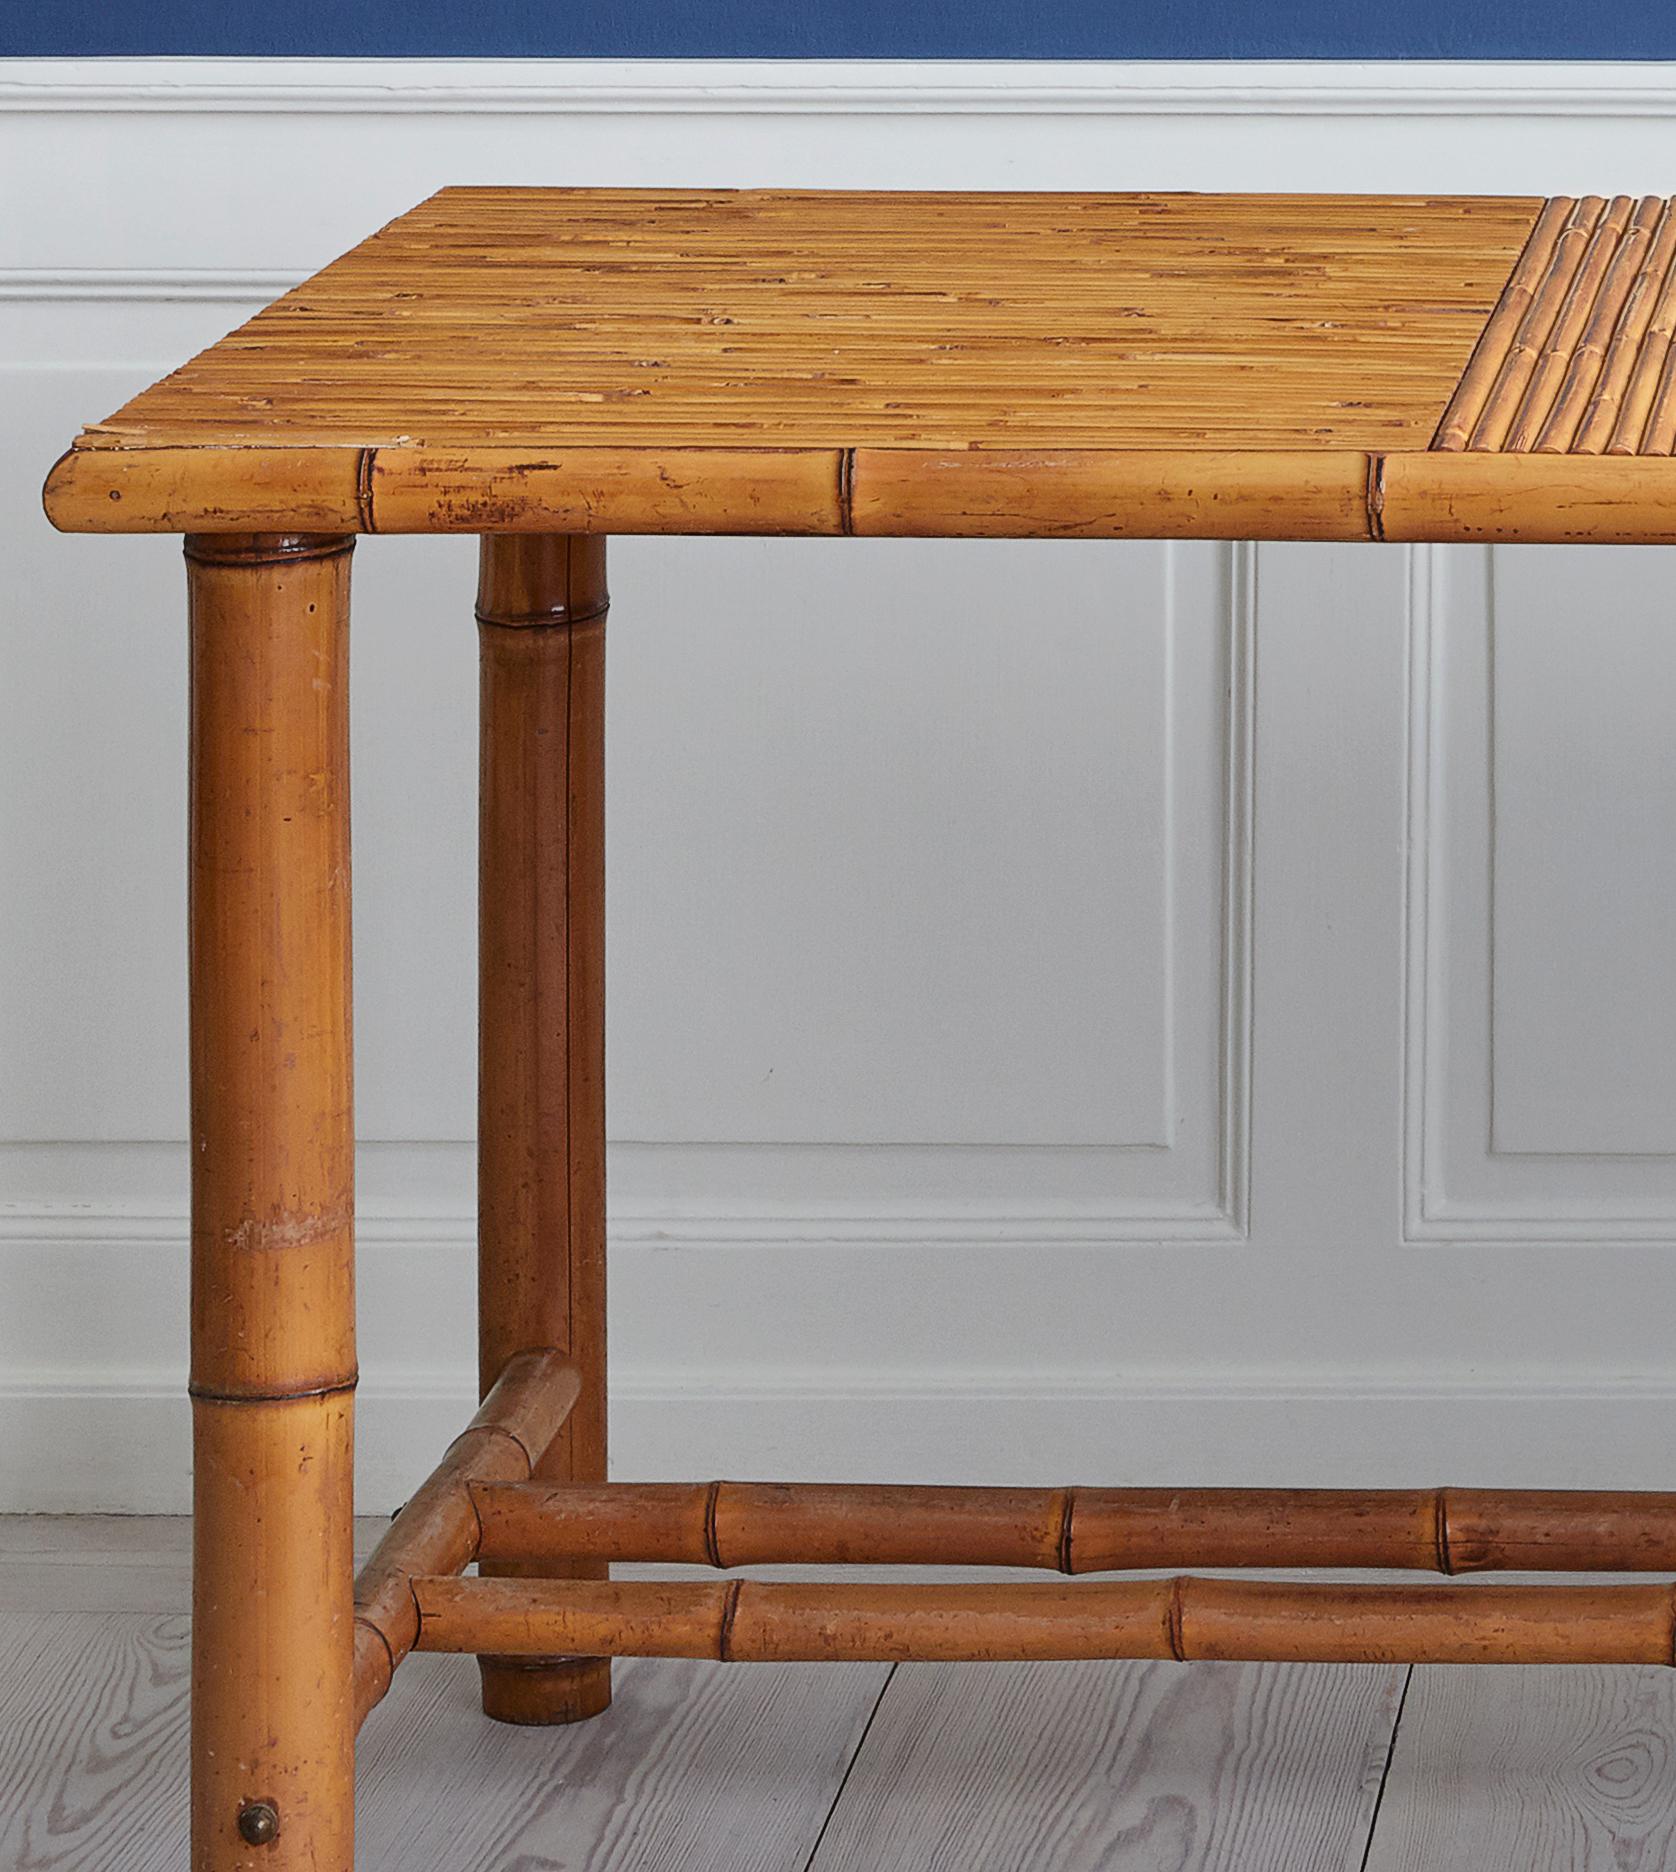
(478, 1655), (615, 1726)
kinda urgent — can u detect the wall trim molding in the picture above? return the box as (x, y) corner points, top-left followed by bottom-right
(0, 1186), (1236, 1249)
(1402, 542), (1446, 1244)
(9, 59), (1676, 119)
(0, 267), (297, 302)
(7, 1362), (1675, 1512)
(13, 1363), (1676, 1409)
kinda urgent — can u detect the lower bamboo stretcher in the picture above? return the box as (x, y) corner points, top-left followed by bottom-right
(357, 1456), (1676, 1707)
(412, 1575), (1676, 1667)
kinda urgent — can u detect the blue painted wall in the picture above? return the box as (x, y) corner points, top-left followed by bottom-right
(7, 0), (1676, 60)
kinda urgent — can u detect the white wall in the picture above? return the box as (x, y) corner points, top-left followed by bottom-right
(6, 59), (1676, 1509)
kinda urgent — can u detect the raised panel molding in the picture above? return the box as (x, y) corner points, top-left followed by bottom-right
(7, 282), (1254, 1233)
(1403, 545), (1676, 1243)
(603, 535), (1252, 1219)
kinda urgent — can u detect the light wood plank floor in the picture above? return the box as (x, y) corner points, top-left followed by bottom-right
(5, 1518), (1676, 1871)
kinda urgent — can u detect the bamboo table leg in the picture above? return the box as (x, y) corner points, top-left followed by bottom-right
(186, 533), (358, 1870)
(475, 534), (613, 1725)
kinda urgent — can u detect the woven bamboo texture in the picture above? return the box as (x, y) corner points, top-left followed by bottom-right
(63, 190), (1535, 454)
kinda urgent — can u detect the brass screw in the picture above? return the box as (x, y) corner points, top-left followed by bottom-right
(237, 1800), (280, 1846)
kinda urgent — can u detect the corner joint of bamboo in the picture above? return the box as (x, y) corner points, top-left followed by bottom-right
(351, 1348), (580, 1730)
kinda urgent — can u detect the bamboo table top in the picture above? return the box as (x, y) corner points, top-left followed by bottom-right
(42, 188), (1676, 543)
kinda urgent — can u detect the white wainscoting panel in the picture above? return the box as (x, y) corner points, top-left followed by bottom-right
(7, 58), (1676, 1508)
(1404, 548), (1676, 1241)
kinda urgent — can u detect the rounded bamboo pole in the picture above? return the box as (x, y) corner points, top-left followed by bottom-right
(848, 447), (1370, 539)
(1378, 451), (1676, 543)
(1432, 195), (1576, 450)
(476, 533), (612, 1726)
(412, 1575), (1676, 1668)
(352, 1350), (581, 1729)
(468, 1479), (1676, 1575)
(44, 441), (1676, 545)
(186, 533), (356, 1872)
(1466, 196), (1607, 452)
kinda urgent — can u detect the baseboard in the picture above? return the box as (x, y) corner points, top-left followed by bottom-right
(6, 1368), (1673, 1513)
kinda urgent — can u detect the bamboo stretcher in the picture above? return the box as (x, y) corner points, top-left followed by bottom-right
(346, 1348), (1676, 1726)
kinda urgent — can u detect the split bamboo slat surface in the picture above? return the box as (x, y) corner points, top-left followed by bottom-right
(474, 534), (612, 1728)
(468, 1480), (1676, 1575)
(1432, 192), (1676, 456)
(46, 186), (1676, 544)
(351, 1348), (579, 1729)
(186, 533), (357, 1871)
(57, 191), (1535, 454)
(412, 1576), (1676, 1668)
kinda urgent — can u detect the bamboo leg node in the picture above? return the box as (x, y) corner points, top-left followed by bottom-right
(476, 534), (612, 1726)
(186, 533), (356, 1872)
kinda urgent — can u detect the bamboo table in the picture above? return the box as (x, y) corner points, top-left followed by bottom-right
(43, 188), (1676, 1870)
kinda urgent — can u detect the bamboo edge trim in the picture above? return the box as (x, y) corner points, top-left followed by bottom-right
(43, 441), (1676, 542)
(411, 1576), (1676, 1667)
(35, 442), (1382, 538)
(469, 1479), (1676, 1574)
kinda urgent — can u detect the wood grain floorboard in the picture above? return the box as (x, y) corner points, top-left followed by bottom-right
(13, 1526), (1676, 1872)
(0, 1600), (888, 1872)
(0, 1612), (191, 1871)
(805, 1658), (1407, 1872)
(359, 1653), (890, 1872)
(1362, 1664), (1676, 1872)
